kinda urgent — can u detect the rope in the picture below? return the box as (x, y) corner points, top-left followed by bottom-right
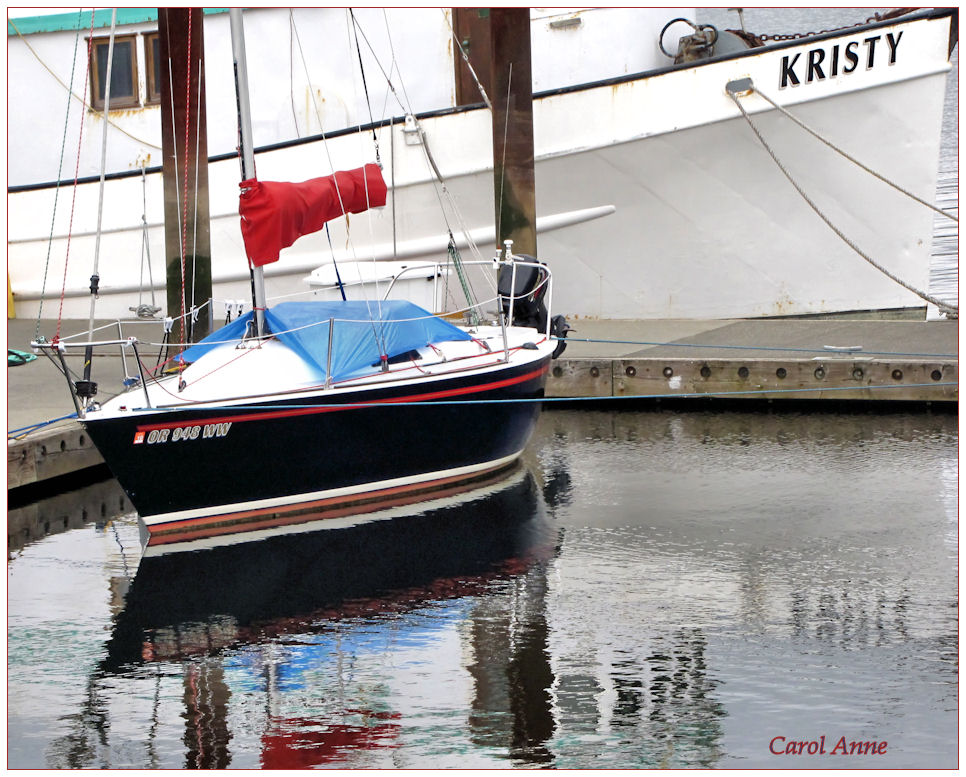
(7, 412), (80, 440)
(179, 12), (193, 351)
(750, 85), (957, 223)
(349, 9), (381, 166)
(728, 90), (958, 315)
(554, 335), (956, 359)
(442, 9), (492, 109)
(87, 9), (119, 341)
(6, 17), (162, 151)
(35, 10), (84, 341)
(6, 378), (955, 439)
(54, 10), (96, 343)
(191, 57), (203, 328)
(289, 11), (387, 356)
(123, 379), (958, 415)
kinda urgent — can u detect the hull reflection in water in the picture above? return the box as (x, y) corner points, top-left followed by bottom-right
(139, 460), (533, 556)
(12, 409), (953, 768)
(102, 463), (561, 768)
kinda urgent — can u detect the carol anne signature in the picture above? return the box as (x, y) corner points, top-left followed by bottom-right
(770, 735), (888, 756)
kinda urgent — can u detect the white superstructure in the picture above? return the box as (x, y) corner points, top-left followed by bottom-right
(7, 8), (956, 320)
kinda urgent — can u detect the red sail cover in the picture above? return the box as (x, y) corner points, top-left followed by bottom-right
(239, 163), (387, 267)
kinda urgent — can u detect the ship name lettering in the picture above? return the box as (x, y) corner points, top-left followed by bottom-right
(778, 31), (902, 89)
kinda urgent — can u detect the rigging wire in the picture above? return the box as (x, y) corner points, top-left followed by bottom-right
(496, 63), (512, 248)
(190, 56), (203, 335)
(53, 10), (97, 343)
(288, 9), (387, 356)
(131, 165), (161, 317)
(344, 10), (391, 361)
(288, 10), (300, 139)
(349, 9), (381, 166)
(35, 9), (84, 342)
(349, 10), (496, 306)
(179, 11), (194, 352)
(7, 17), (162, 151)
(87, 9), (118, 341)
(441, 8), (492, 109)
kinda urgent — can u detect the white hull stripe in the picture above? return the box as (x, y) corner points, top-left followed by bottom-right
(142, 465), (528, 557)
(142, 451), (524, 529)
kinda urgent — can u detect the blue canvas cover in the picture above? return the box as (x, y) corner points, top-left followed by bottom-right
(179, 300), (472, 382)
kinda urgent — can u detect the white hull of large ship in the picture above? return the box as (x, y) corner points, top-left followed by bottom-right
(8, 12), (952, 321)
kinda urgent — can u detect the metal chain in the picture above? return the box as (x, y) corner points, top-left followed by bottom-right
(757, 9), (916, 41)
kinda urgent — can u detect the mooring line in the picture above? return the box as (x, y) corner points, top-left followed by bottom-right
(7, 412), (79, 439)
(123, 381), (956, 415)
(10, 379), (954, 438)
(554, 336), (957, 360)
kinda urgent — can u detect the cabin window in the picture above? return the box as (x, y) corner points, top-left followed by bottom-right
(144, 32), (162, 105)
(89, 34), (139, 110)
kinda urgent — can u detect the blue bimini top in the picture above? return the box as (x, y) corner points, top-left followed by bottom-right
(178, 300), (472, 382)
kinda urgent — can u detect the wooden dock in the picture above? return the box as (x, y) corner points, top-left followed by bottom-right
(547, 318), (957, 403)
(7, 316), (958, 491)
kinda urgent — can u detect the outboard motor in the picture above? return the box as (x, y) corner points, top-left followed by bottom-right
(497, 253), (570, 358)
(498, 253), (548, 331)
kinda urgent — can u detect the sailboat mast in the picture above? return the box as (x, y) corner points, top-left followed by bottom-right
(229, 8), (266, 338)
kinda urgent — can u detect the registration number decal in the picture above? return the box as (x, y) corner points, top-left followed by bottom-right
(134, 422), (232, 445)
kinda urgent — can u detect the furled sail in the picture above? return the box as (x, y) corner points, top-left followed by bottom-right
(239, 163), (387, 267)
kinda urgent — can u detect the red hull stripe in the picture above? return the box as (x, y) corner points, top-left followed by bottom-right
(145, 460), (515, 545)
(137, 363), (548, 433)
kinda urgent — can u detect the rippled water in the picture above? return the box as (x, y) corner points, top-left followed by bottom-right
(7, 408), (957, 769)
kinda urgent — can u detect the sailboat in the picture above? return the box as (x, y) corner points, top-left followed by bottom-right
(32, 9), (565, 550)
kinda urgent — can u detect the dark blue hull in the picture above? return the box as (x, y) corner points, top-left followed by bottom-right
(83, 357), (549, 544)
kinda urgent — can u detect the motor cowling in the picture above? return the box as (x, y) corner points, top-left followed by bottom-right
(497, 254), (569, 358)
(498, 254), (549, 331)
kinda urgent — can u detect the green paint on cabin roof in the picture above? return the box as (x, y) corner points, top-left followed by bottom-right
(8, 8), (229, 37)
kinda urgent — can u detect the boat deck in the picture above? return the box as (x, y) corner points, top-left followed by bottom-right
(7, 315), (958, 491)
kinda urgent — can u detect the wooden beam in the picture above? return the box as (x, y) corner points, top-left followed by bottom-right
(158, 7), (212, 343)
(488, 8), (536, 257)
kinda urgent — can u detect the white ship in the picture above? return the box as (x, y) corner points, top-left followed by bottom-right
(7, 7), (958, 321)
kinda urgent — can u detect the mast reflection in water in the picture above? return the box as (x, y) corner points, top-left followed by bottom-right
(8, 408), (956, 768)
(94, 463), (562, 768)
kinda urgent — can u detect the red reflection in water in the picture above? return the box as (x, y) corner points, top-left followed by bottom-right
(261, 711), (401, 769)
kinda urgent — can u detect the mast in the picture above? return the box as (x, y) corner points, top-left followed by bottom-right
(229, 8), (266, 338)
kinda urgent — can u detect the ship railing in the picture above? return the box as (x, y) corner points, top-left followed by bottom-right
(28, 254), (555, 414)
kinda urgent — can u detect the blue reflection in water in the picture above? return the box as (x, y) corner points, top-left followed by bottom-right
(7, 408), (958, 769)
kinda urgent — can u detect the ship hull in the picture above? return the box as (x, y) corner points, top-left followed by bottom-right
(8, 9), (955, 320)
(82, 356), (550, 547)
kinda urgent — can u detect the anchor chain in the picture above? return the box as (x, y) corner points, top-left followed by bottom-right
(757, 8), (918, 42)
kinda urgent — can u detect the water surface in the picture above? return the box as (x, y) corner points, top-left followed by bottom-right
(7, 408), (957, 768)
